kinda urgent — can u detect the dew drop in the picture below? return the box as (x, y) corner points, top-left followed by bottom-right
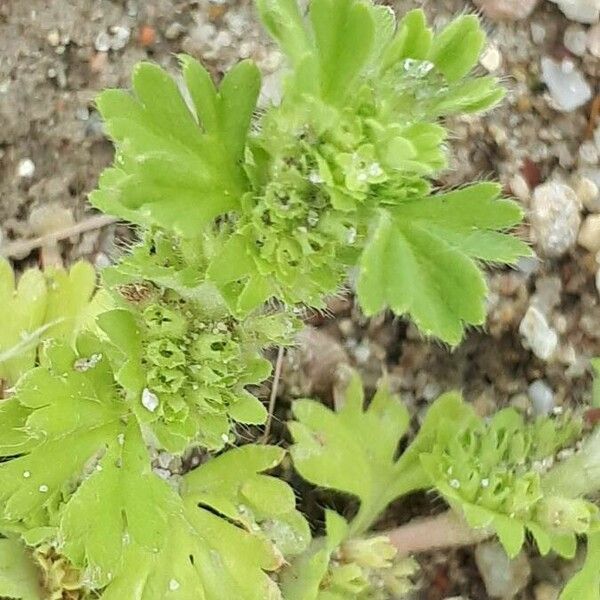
(141, 388), (160, 412)
(169, 579), (180, 591)
(449, 479), (461, 489)
(23, 471), (31, 478)
(39, 484), (49, 493)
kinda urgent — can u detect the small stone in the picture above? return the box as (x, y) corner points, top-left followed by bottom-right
(94, 31), (111, 52)
(588, 23), (600, 57)
(109, 25), (130, 50)
(510, 174), (531, 202)
(531, 275), (562, 314)
(138, 24), (157, 47)
(519, 305), (559, 360)
(578, 214), (600, 252)
(531, 23), (547, 44)
(580, 141), (599, 165)
(47, 30), (60, 47)
(473, 0), (539, 20)
(530, 182), (581, 258)
(528, 380), (555, 416)
(541, 57), (592, 112)
(165, 22), (186, 40)
(573, 175), (600, 211)
(480, 45), (502, 71)
(550, 0), (600, 23)
(141, 388), (159, 412)
(475, 541), (530, 599)
(534, 582), (560, 600)
(564, 24), (588, 55)
(16, 158), (35, 179)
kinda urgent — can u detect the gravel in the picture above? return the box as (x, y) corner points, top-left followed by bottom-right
(529, 182), (581, 258)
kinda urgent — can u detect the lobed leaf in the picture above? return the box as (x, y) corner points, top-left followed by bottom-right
(356, 184), (530, 344)
(289, 374), (459, 536)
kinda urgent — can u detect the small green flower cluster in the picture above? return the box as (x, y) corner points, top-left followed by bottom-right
(331, 537), (418, 599)
(99, 286), (290, 453)
(427, 408), (595, 535)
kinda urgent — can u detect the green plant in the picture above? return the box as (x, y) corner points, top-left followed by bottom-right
(0, 0), (597, 598)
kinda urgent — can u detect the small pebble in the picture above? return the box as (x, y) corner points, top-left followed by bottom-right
(564, 24), (588, 55)
(529, 181), (581, 258)
(588, 23), (600, 57)
(475, 541), (531, 599)
(165, 22), (186, 40)
(47, 30), (60, 47)
(531, 23), (547, 44)
(473, 0), (539, 20)
(480, 45), (502, 72)
(531, 275), (562, 314)
(580, 141), (599, 165)
(138, 24), (157, 47)
(94, 31), (111, 52)
(528, 380), (555, 416)
(550, 0), (600, 23)
(540, 57), (592, 112)
(519, 305), (559, 361)
(578, 214), (600, 252)
(109, 25), (130, 51)
(16, 158), (35, 179)
(510, 174), (531, 202)
(573, 175), (600, 211)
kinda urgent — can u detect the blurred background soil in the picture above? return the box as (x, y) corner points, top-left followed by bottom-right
(1, 0), (600, 598)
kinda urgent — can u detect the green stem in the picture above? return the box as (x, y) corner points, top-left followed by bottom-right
(348, 462), (431, 538)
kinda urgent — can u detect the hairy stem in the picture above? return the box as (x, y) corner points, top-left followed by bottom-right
(384, 510), (492, 556)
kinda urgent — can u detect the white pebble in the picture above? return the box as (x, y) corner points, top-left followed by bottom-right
(588, 23), (600, 58)
(519, 306), (558, 361)
(94, 31), (111, 52)
(528, 380), (555, 416)
(549, 0), (600, 23)
(480, 44), (502, 71)
(564, 25), (588, 56)
(529, 181), (581, 258)
(475, 542), (531, 599)
(47, 30), (60, 47)
(573, 175), (600, 212)
(141, 388), (160, 412)
(531, 23), (546, 44)
(578, 214), (600, 252)
(109, 26), (130, 50)
(17, 158), (35, 179)
(541, 57), (592, 112)
(510, 173), (530, 202)
(580, 141), (599, 165)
